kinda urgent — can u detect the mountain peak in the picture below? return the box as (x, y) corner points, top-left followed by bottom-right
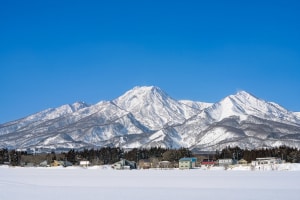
(113, 86), (198, 129)
(114, 86), (169, 106)
(132, 85), (159, 90)
(233, 90), (257, 100)
(236, 90), (251, 96)
(207, 90), (294, 123)
(130, 85), (165, 95)
(70, 101), (89, 111)
(225, 90), (263, 109)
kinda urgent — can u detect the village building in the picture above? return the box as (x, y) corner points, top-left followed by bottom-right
(60, 160), (73, 167)
(24, 162), (35, 167)
(51, 160), (61, 167)
(179, 157), (197, 169)
(201, 159), (215, 167)
(217, 158), (233, 167)
(138, 159), (151, 169)
(79, 161), (90, 168)
(238, 159), (248, 165)
(112, 159), (137, 170)
(251, 157), (283, 166)
(39, 160), (49, 167)
(158, 161), (171, 169)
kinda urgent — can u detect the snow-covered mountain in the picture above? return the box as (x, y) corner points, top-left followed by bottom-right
(295, 112), (300, 118)
(205, 91), (299, 124)
(1, 86), (300, 152)
(113, 86), (199, 129)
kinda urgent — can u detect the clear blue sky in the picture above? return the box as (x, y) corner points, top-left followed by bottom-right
(1, 0), (300, 123)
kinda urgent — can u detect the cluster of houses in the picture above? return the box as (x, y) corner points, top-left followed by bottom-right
(31, 160), (90, 168)
(178, 157), (284, 169)
(18, 156), (284, 169)
(109, 157), (284, 170)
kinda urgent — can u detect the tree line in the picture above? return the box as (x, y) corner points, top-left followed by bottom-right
(0, 145), (299, 167)
(215, 146), (300, 163)
(0, 147), (192, 166)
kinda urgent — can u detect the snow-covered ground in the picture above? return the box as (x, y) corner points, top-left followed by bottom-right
(1, 164), (300, 200)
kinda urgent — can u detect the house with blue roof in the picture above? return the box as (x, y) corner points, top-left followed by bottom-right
(179, 157), (197, 169)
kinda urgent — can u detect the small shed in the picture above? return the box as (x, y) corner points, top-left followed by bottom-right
(139, 159), (151, 169)
(39, 160), (49, 167)
(24, 163), (35, 167)
(158, 161), (171, 169)
(80, 161), (90, 168)
(60, 160), (73, 167)
(51, 160), (61, 167)
(179, 157), (197, 169)
(238, 159), (248, 165)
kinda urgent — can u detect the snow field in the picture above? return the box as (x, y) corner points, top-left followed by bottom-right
(1, 166), (300, 200)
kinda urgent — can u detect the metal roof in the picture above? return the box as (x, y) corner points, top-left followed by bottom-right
(179, 157), (197, 162)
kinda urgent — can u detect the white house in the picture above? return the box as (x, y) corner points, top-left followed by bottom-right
(217, 159), (233, 166)
(251, 157), (283, 166)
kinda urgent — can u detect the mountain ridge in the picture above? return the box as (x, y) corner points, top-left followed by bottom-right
(1, 86), (300, 152)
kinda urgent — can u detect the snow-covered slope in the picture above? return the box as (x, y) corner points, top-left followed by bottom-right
(1, 86), (300, 151)
(179, 100), (213, 111)
(294, 112), (300, 118)
(205, 91), (300, 124)
(0, 102), (89, 136)
(113, 86), (200, 129)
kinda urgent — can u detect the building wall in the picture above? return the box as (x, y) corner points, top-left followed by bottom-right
(113, 163), (122, 170)
(80, 161), (90, 166)
(191, 162), (195, 168)
(218, 159), (233, 166)
(179, 161), (191, 169)
(251, 158), (282, 166)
